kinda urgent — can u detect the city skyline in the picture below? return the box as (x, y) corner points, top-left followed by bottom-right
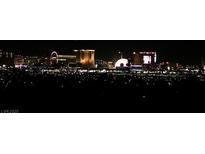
(0, 40), (205, 65)
(0, 41), (205, 113)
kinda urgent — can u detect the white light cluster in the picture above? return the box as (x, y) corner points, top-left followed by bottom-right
(115, 58), (128, 68)
(143, 56), (151, 64)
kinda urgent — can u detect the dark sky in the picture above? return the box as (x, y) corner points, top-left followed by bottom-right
(0, 40), (205, 65)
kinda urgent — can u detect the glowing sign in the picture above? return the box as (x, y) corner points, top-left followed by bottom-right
(154, 52), (157, 63)
(143, 56), (151, 64)
(139, 51), (157, 64)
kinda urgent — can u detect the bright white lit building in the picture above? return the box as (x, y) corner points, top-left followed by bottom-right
(139, 52), (157, 64)
(115, 58), (128, 68)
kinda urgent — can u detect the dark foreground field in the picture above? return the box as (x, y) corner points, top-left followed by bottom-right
(0, 69), (205, 113)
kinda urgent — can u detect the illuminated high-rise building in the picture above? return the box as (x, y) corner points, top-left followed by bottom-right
(0, 49), (14, 66)
(14, 55), (24, 67)
(139, 52), (157, 65)
(80, 49), (95, 66)
(132, 52), (143, 65)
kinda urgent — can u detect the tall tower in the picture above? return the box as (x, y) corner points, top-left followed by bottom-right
(80, 49), (95, 67)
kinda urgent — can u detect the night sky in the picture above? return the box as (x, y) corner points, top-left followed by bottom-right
(0, 40), (205, 65)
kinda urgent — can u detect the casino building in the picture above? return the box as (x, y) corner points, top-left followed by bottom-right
(50, 49), (95, 68)
(80, 49), (95, 67)
(115, 51), (157, 69)
(132, 51), (157, 65)
(50, 51), (77, 66)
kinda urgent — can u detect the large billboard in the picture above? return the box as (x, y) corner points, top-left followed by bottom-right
(140, 52), (157, 64)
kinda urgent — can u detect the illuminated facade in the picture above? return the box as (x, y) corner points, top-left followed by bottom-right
(0, 49), (14, 66)
(132, 52), (143, 65)
(80, 49), (95, 66)
(14, 55), (24, 67)
(108, 61), (114, 69)
(139, 52), (157, 65)
(24, 56), (39, 66)
(115, 58), (128, 68)
(132, 51), (157, 65)
(50, 51), (77, 66)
